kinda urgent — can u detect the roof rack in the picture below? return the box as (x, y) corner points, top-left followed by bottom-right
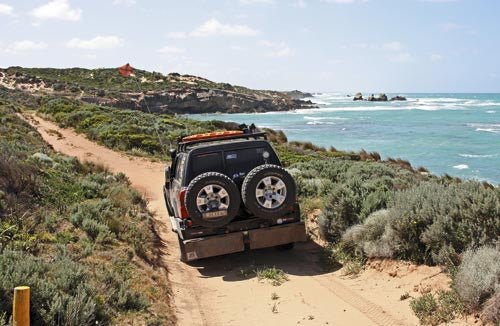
(177, 130), (267, 151)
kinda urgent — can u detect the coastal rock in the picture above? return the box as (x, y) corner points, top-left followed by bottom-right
(284, 90), (313, 99)
(390, 95), (407, 101)
(353, 92), (363, 101)
(368, 93), (388, 102)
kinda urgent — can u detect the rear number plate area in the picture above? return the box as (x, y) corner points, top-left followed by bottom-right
(202, 210), (227, 219)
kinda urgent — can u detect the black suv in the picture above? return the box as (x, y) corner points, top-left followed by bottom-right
(163, 125), (307, 262)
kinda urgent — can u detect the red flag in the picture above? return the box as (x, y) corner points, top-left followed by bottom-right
(119, 63), (133, 77)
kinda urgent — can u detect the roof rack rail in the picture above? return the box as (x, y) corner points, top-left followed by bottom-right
(177, 130), (267, 151)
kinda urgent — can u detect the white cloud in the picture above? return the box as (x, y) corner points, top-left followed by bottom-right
(382, 41), (403, 51)
(0, 3), (14, 16)
(389, 52), (414, 63)
(66, 36), (124, 49)
(5, 40), (47, 53)
(260, 40), (291, 57)
(168, 19), (258, 38)
(191, 18), (258, 37)
(157, 46), (185, 56)
(31, 0), (81, 21)
(430, 54), (443, 62)
(113, 0), (136, 6)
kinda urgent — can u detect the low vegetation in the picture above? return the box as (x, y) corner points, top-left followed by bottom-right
(256, 267), (289, 286)
(3, 66), (269, 94)
(36, 97), (237, 159)
(0, 105), (174, 325)
(1, 68), (499, 324)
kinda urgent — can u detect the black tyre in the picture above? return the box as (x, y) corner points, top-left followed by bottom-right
(163, 186), (174, 217)
(185, 172), (241, 227)
(178, 235), (187, 262)
(241, 164), (296, 219)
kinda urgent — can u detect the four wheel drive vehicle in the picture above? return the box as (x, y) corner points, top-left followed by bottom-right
(163, 126), (307, 262)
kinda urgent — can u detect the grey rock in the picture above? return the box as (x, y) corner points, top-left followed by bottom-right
(353, 92), (364, 101)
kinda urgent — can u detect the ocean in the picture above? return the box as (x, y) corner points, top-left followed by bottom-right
(190, 93), (500, 184)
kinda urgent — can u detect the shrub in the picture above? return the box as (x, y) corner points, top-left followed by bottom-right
(0, 251), (104, 325)
(255, 267), (289, 286)
(410, 290), (465, 326)
(81, 218), (113, 243)
(454, 246), (500, 309)
(340, 210), (394, 259)
(482, 290), (500, 325)
(318, 178), (392, 242)
(387, 182), (500, 264)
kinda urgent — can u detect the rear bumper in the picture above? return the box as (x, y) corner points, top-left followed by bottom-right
(182, 222), (307, 261)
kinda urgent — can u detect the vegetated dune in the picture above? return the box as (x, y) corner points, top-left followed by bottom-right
(0, 67), (315, 114)
(24, 113), (486, 326)
(0, 108), (175, 325)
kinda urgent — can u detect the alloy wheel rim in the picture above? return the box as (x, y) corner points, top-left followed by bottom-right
(255, 176), (287, 209)
(196, 184), (230, 213)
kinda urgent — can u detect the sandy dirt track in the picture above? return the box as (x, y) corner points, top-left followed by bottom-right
(25, 113), (456, 326)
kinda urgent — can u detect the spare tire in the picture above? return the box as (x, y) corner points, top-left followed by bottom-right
(185, 172), (241, 227)
(241, 164), (296, 219)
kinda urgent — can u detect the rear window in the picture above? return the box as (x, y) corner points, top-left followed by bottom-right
(190, 152), (225, 177)
(225, 146), (279, 181)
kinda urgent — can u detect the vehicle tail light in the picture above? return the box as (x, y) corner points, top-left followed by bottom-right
(186, 219), (193, 227)
(178, 188), (189, 219)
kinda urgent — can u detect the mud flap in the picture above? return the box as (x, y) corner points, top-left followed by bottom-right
(183, 232), (245, 261)
(248, 222), (307, 249)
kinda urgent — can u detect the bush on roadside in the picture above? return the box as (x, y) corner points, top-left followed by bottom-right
(0, 251), (104, 325)
(454, 246), (500, 310)
(387, 182), (499, 264)
(340, 210), (394, 259)
(410, 290), (465, 326)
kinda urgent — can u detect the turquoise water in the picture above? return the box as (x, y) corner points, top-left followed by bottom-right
(190, 93), (500, 184)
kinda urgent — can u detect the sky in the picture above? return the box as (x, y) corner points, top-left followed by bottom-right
(0, 0), (499, 92)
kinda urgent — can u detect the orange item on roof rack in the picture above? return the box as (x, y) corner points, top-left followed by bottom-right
(182, 130), (244, 142)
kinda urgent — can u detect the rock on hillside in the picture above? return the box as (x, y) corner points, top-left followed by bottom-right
(0, 67), (316, 114)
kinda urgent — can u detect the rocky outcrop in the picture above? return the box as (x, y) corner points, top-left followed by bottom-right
(284, 90), (313, 99)
(82, 88), (315, 114)
(0, 67), (316, 114)
(368, 93), (388, 102)
(353, 92), (364, 101)
(353, 93), (407, 102)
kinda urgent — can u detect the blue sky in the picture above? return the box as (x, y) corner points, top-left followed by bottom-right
(0, 0), (499, 92)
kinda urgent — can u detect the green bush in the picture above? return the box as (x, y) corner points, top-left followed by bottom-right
(410, 290), (465, 326)
(0, 251), (104, 325)
(341, 210), (394, 259)
(317, 177), (392, 242)
(387, 182), (499, 264)
(454, 246), (500, 309)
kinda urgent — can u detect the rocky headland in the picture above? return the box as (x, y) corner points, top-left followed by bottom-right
(0, 67), (316, 114)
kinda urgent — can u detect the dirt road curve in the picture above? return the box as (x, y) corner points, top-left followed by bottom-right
(25, 113), (432, 326)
